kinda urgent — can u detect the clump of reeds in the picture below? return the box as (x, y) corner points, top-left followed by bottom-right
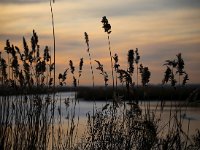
(139, 64), (151, 87)
(163, 53), (189, 87)
(58, 68), (68, 86)
(68, 58), (84, 88)
(0, 94), (53, 149)
(0, 30), (54, 94)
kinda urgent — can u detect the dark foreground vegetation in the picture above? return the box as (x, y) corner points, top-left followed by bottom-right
(0, 3), (200, 149)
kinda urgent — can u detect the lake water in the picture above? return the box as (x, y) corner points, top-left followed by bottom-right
(53, 92), (200, 137)
(1, 91), (200, 140)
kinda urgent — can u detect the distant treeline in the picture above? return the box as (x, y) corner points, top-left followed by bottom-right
(1, 84), (199, 102)
(0, 85), (54, 96)
(56, 84), (200, 101)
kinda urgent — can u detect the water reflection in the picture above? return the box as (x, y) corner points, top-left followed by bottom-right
(54, 92), (200, 136)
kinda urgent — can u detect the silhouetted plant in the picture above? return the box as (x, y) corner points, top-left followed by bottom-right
(68, 57), (77, 105)
(135, 48), (140, 87)
(31, 30), (38, 53)
(113, 53), (120, 92)
(191, 130), (200, 148)
(44, 46), (51, 62)
(176, 53), (185, 75)
(10, 45), (19, 81)
(162, 66), (172, 84)
(95, 60), (109, 87)
(117, 69), (133, 101)
(163, 53), (189, 87)
(176, 53), (186, 85)
(58, 68), (68, 86)
(128, 49), (134, 75)
(139, 64), (151, 86)
(23, 37), (29, 61)
(164, 59), (177, 68)
(79, 58), (83, 77)
(43, 46), (51, 84)
(101, 16), (115, 90)
(84, 32), (95, 88)
(73, 76), (77, 88)
(49, 0), (56, 89)
(68, 59), (84, 87)
(161, 66), (177, 87)
(117, 69), (132, 88)
(4, 40), (12, 80)
(69, 60), (75, 74)
(101, 16), (111, 34)
(113, 53), (120, 72)
(78, 58), (84, 86)
(182, 73), (189, 86)
(0, 30), (55, 91)
(0, 53), (7, 83)
(49, 62), (54, 86)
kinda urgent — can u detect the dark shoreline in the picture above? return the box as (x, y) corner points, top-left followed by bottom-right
(1, 84), (199, 101)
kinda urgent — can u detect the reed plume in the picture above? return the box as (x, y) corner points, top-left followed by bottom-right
(139, 64), (151, 86)
(182, 73), (189, 85)
(0, 53), (7, 84)
(101, 16), (114, 90)
(113, 53), (120, 91)
(78, 58), (84, 86)
(84, 32), (95, 88)
(69, 60), (75, 74)
(95, 60), (109, 87)
(128, 49), (134, 75)
(4, 40), (11, 80)
(58, 69), (68, 86)
(79, 58), (83, 78)
(135, 48), (140, 87)
(163, 53), (188, 87)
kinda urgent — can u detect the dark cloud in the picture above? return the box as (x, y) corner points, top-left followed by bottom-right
(0, 0), (62, 4)
(77, 0), (200, 18)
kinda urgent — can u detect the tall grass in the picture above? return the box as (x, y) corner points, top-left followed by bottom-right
(84, 32), (95, 88)
(49, 0), (56, 89)
(101, 16), (115, 92)
(49, 1), (56, 147)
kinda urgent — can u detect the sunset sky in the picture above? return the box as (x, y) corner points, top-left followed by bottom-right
(0, 0), (200, 86)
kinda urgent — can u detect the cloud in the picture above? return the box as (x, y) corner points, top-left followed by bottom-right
(57, 0), (200, 19)
(0, 0), (47, 4)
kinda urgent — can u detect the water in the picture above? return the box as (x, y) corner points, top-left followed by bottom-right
(1, 91), (200, 138)
(54, 92), (200, 136)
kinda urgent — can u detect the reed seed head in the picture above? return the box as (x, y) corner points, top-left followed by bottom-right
(128, 49), (134, 74)
(84, 32), (89, 52)
(101, 16), (112, 34)
(69, 60), (75, 74)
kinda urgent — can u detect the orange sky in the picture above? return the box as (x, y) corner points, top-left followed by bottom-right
(0, 0), (200, 86)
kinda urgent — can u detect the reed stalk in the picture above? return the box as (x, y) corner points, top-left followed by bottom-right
(84, 32), (95, 88)
(49, 0), (56, 149)
(101, 16), (115, 91)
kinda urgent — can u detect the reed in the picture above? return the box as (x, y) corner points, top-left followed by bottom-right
(101, 16), (115, 92)
(84, 32), (95, 88)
